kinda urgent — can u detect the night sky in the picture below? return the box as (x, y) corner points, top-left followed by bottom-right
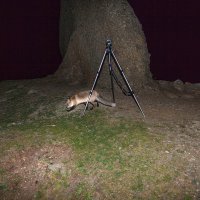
(130, 0), (200, 83)
(0, 0), (200, 83)
(0, 1), (61, 80)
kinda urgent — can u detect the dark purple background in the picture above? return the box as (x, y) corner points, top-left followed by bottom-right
(130, 0), (200, 83)
(0, 1), (200, 83)
(0, 1), (61, 80)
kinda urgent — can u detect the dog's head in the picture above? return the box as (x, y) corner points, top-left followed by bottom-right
(65, 96), (75, 111)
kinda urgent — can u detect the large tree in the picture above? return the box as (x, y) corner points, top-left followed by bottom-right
(55, 0), (152, 90)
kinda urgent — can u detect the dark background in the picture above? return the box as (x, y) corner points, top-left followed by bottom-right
(129, 0), (200, 83)
(0, 1), (61, 80)
(0, 0), (200, 83)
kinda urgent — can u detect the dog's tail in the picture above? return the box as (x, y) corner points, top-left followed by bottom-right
(96, 96), (116, 107)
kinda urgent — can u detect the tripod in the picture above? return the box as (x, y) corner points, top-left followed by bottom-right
(82, 40), (145, 118)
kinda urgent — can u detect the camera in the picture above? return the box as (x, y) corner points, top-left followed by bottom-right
(106, 39), (112, 48)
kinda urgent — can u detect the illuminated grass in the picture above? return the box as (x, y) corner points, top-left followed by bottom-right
(0, 80), (196, 199)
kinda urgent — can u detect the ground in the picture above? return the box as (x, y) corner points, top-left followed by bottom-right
(0, 77), (199, 199)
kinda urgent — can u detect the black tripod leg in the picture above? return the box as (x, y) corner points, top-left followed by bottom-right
(111, 50), (145, 118)
(108, 52), (115, 103)
(82, 49), (107, 115)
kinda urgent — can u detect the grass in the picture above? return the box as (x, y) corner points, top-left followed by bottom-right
(0, 80), (197, 199)
(0, 112), (194, 199)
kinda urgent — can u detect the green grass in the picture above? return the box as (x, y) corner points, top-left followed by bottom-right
(0, 183), (8, 191)
(0, 80), (197, 199)
(0, 112), (193, 199)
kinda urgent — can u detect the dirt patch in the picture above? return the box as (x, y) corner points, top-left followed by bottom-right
(0, 144), (73, 199)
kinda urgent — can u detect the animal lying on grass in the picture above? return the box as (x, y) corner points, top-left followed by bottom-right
(65, 90), (116, 111)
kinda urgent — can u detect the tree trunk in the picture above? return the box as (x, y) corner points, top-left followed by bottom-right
(55, 0), (152, 90)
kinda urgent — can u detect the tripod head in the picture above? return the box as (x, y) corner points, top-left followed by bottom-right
(106, 39), (112, 49)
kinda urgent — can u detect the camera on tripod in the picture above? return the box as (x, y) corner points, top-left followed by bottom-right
(106, 40), (112, 49)
(83, 39), (145, 118)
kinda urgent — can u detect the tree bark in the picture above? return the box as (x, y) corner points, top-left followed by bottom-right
(55, 0), (152, 90)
